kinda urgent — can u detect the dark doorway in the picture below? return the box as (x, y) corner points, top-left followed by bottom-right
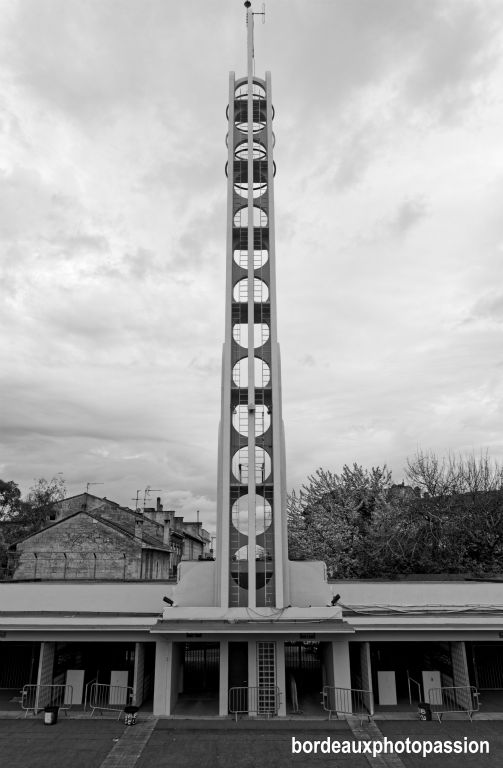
(0, 642), (40, 711)
(0, 642), (39, 688)
(54, 641), (136, 691)
(173, 642), (220, 716)
(229, 642), (248, 689)
(370, 641), (452, 708)
(183, 643), (219, 692)
(470, 643), (503, 690)
(285, 641), (323, 715)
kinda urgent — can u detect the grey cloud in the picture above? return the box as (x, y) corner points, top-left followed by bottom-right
(390, 198), (429, 236)
(123, 248), (157, 282)
(54, 234), (110, 254)
(0, 166), (54, 239)
(332, 127), (373, 191)
(470, 293), (503, 324)
(188, 356), (221, 377)
(3, 0), (236, 126)
(176, 198), (224, 270)
(403, 2), (502, 119)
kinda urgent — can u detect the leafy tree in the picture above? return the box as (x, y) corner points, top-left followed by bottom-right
(287, 464), (396, 578)
(288, 452), (503, 578)
(23, 476), (66, 533)
(0, 476), (66, 548)
(405, 449), (503, 496)
(0, 480), (22, 520)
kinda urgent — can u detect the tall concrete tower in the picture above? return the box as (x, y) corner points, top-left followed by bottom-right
(216, 1), (289, 609)
(155, 5), (347, 718)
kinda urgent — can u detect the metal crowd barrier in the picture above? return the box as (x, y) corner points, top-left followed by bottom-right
(228, 686), (280, 721)
(321, 686), (374, 723)
(21, 684), (73, 717)
(428, 685), (480, 722)
(89, 682), (133, 719)
(83, 677), (98, 711)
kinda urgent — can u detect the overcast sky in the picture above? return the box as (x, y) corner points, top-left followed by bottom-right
(1, 0), (503, 532)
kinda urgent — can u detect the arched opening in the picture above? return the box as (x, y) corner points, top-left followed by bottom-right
(233, 248), (268, 269)
(234, 82), (266, 101)
(233, 322), (270, 349)
(232, 446), (272, 484)
(232, 357), (270, 388)
(235, 141), (267, 160)
(232, 404), (271, 437)
(234, 180), (268, 199)
(233, 278), (269, 303)
(233, 206), (268, 228)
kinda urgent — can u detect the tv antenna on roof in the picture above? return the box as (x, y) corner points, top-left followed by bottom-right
(143, 486), (161, 512)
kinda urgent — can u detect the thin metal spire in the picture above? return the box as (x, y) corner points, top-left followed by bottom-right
(245, 1), (253, 79)
(244, 1), (265, 76)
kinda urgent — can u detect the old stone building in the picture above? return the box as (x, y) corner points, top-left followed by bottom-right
(10, 493), (210, 581)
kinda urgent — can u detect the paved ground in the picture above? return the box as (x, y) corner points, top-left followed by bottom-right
(137, 724), (369, 768)
(379, 720), (503, 767)
(2, 717), (503, 768)
(0, 719), (125, 768)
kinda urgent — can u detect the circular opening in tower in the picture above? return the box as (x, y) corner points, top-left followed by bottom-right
(232, 446), (271, 484)
(235, 141), (267, 160)
(234, 82), (266, 100)
(232, 357), (271, 388)
(234, 181), (268, 199)
(232, 404), (271, 437)
(233, 545), (272, 561)
(233, 206), (268, 228)
(233, 322), (270, 349)
(233, 278), (269, 303)
(233, 249), (268, 269)
(231, 494), (272, 536)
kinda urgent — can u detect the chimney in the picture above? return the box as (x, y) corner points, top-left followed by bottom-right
(157, 497), (163, 513)
(135, 516), (143, 541)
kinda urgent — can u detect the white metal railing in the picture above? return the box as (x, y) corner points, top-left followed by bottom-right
(428, 686), (480, 722)
(21, 684), (73, 717)
(89, 683), (133, 719)
(83, 678), (98, 711)
(407, 671), (423, 705)
(228, 686), (280, 721)
(321, 686), (374, 723)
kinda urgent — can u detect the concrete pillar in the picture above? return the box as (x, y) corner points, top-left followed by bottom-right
(133, 642), (145, 707)
(153, 638), (171, 716)
(330, 640), (351, 688)
(359, 642), (374, 715)
(324, 640), (352, 715)
(248, 640), (257, 715)
(219, 639), (229, 716)
(35, 641), (55, 710)
(450, 641), (472, 710)
(276, 641), (286, 716)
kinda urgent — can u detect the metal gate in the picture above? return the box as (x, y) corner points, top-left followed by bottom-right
(0, 643), (39, 689)
(472, 644), (503, 689)
(183, 643), (219, 692)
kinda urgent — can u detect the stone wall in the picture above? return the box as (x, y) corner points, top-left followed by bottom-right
(55, 495), (108, 519)
(141, 549), (172, 580)
(96, 504), (163, 541)
(14, 513), (142, 580)
(53, 495), (164, 542)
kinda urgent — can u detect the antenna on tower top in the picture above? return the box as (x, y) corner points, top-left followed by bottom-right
(244, 1), (265, 23)
(244, 1), (265, 75)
